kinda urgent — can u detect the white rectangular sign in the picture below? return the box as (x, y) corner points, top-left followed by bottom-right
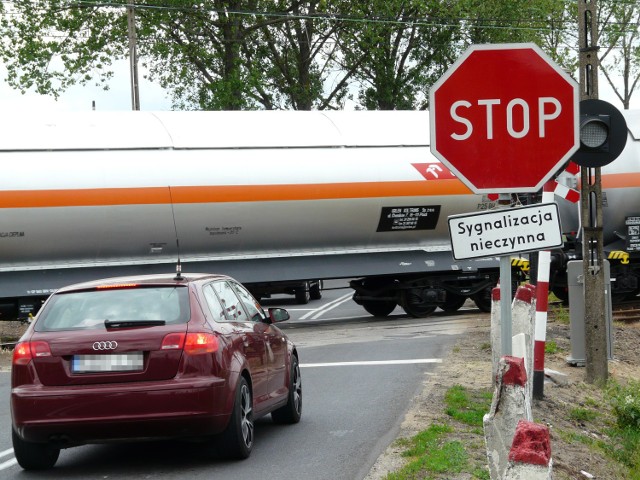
(448, 203), (563, 260)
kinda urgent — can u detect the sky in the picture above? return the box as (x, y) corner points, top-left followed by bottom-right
(0, 59), (638, 113)
(0, 60), (172, 112)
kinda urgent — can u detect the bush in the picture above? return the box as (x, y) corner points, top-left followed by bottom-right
(608, 380), (640, 430)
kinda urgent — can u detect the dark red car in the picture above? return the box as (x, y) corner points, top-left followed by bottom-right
(11, 273), (301, 470)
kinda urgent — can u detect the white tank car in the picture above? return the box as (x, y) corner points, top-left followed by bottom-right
(0, 110), (637, 319)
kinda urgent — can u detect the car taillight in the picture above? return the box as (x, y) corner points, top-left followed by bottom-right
(161, 333), (186, 350)
(184, 333), (219, 355)
(161, 333), (218, 354)
(12, 341), (52, 366)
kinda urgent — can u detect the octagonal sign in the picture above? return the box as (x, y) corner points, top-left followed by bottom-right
(429, 43), (579, 193)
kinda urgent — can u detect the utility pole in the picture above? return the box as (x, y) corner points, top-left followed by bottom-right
(577, 0), (608, 384)
(127, 6), (141, 111)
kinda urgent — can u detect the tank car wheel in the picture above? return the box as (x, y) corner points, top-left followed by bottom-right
(551, 286), (569, 304)
(362, 300), (397, 317)
(626, 287), (640, 301)
(295, 283), (310, 304)
(401, 290), (437, 318)
(309, 281), (322, 300)
(472, 290), (492, 313)
(441, 293), (466, 313)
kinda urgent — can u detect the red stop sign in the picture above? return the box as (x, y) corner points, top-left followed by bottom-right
(429, 43), (579, 193)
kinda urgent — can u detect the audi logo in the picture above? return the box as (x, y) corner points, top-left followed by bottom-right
(92, 341), (118, 351)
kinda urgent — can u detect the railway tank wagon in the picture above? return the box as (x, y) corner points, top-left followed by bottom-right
(0, 109), (637, 320)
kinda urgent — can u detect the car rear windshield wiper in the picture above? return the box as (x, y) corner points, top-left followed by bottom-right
(104, 319), (166, 329)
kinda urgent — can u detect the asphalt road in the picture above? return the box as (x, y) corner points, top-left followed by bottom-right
(0, 280), (482, 479)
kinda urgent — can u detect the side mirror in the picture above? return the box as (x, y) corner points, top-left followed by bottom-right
(268, 307), (290, 323)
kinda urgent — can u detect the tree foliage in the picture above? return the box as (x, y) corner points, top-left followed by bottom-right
(0, 1), (637, 110)
(334, 0), (459, 110)
(598, 0), (640, 109)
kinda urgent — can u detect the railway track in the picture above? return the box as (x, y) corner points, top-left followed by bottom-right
(613, 299), (640, 323)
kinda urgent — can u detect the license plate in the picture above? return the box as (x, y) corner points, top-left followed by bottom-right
(72, 352), (144, 373)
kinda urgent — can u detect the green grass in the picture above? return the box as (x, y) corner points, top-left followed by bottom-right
(444, 385), (492, 426)
(387, 424), (468, 480)
(387, 378), (640, 479)
(604, 380), (640, 474)
(385, 385), (492, 479)
(544, 339), (559, 354)
(549, 303), (570, 325)
(556, 380), (640, 478)
(569, 406), (599, 423)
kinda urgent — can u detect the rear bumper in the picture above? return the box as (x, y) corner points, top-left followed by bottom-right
(12, 376), (229, 444)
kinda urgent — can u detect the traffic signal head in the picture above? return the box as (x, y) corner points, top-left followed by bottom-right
(572, 99), (627, 168)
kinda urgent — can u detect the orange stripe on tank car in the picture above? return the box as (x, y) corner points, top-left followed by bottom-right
(0, 180), (472, 208)
(600, 172), (640, 189)
(0, 187), (170, 208)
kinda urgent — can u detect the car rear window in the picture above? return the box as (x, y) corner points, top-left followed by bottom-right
(35, 286), (190, 332)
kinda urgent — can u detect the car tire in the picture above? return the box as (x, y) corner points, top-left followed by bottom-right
(219, 377), (254, 459)
(271, 355), (302, 424)
(12, 429), (60, 470)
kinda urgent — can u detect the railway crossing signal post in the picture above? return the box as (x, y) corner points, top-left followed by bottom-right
(576, 0), (628, 384)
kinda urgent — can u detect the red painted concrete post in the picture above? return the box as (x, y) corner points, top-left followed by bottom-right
(504, 420), (553, 479)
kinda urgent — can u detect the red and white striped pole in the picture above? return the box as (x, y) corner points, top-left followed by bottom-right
(532, 181), (555, 399)
(533, 165), (580, 399)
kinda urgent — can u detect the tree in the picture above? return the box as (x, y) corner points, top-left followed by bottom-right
(334, 0), (459, 110)
(139, 0), (261, 110)
(0, 0), (347, 110)
(250, 1), (350, 110)
(0, 0), (609, 111)
(536, 0), (578, 74)
(598, 0), (640, 109)
(0, 1), (257, 109)
(457, 0), (570, 46)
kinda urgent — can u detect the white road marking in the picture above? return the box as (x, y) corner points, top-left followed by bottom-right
(300, 293), (353, 320)
(300, 358), (442, 368)
(0, 449), (13, 459)
(0, 457), (17, 471)
(0, 448), (17, 471)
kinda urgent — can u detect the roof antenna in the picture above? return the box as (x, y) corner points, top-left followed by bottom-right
(168, 187), (184, 281)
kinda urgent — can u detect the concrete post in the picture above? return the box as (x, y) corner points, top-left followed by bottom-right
(504, 420), (553, 479)
(490, 286), (501, 382)
(491, 284), (535, 395)
(484, 356), (532, 479)
(510, 285), (535, 407)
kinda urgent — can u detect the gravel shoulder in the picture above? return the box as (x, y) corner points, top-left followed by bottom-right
(365, 313), (640, 480)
